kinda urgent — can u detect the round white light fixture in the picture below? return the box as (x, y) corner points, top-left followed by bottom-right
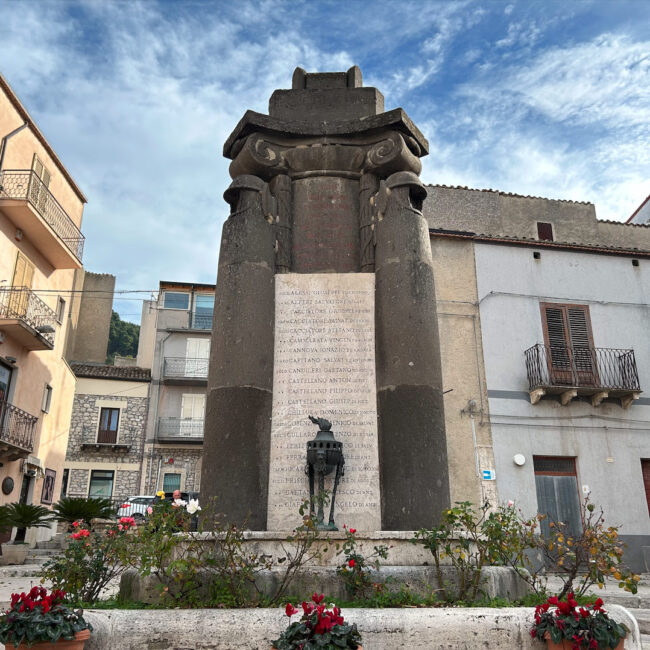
(513, 454), (526, 467)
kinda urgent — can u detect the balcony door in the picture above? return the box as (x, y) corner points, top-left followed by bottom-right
(180, 393), (204, 437)
(31, 155), (51, 214)
(185, 338), (209, 378)
(9, 252), (34, 317)
(541, 303), (598, 386)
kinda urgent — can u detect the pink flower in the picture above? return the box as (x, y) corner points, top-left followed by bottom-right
(507, 500), (514, 507)
(146, 506), (153, 515)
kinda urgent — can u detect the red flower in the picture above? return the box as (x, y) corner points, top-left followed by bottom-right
(348, 559), (355, 568)
(302, 601), (314, 615)
(530, 629), (537, 638)
(285, 603), (299, 617)
(593, 598), (604, 610)
(312, 593), (325, 604)
(349, 528), (356, 534)
(579, 607), (589, 618)
(120, 503), (130, 509)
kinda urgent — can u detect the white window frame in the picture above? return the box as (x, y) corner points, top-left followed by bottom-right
(163, 291), (190, 310)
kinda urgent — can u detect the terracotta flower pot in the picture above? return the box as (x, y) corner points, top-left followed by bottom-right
(6, 628), (91, 650)
(543, 631), (624, 649)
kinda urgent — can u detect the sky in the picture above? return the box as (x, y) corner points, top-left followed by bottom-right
(1, 0), (649, 323)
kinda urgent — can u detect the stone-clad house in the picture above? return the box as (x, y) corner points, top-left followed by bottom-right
(63, 363), (150, 501)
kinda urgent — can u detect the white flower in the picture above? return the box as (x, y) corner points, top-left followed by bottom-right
(186, 499), (201, 514)
(174, 498), (187, 507)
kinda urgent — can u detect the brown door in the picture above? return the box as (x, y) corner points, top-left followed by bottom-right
(97, 408), (119, 444)
(541, 303), (598, 386)
(9, 252), (34, 317)
(642, 460), (650, 518)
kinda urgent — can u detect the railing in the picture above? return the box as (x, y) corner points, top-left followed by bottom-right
(81, 425), (134, 447)
(190, 312), (213, 330)
(0, 399), (37, 452)
(525, 344), (640, 391)
(0, 170), (85, 261)
(0, 286), (58, 346)
(157, 417), (204, 440)
(163, 357), (209, 379)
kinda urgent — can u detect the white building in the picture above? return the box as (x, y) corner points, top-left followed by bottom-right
(425, 186), (650, 571)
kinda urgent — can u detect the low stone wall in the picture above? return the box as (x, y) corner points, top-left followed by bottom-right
(83, 605), (642, 649)
(120, 565), (531, 604)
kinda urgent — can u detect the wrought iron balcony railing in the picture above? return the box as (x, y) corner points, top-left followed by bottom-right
(0, 399), (37, 453)
(157, 417), (204, 440)
(80, 425), (133, 449)
(163, 357), (209, 380)
(190, 313), (213, 330)
(0, 286), (58, 347)
(0, 170), (85, 262)
(525, 344), (641, 406)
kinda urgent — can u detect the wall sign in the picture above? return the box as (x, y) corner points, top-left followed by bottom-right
(41, 469), (56, 505)
(1, 477), (14, 495)
(482, 469), (496, 481)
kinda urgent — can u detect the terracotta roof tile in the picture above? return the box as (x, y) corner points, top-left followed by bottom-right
(71, 364), (151, 381)
(426, 183), (593, 205)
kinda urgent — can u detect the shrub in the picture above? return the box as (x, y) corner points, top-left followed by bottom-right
(336, 524), (389, 600)
(52, 497), (115, 530)
(41, 518), (136, 604)
(5, 503), (53, 543)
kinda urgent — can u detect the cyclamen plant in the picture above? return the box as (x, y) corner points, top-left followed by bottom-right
(272, 593), (362, 650)
(530, 593), (627, 649)
(0, 586), (91, 647)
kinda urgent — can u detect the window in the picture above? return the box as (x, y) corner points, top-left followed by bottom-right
(534, 456), (582, 538)
(0, 363), (12, 403)
(537, 222), (554, 241)
(540, 303), (597, 386)
(163, 292), (190, 310)
(180, 393), (205, 437)
(98, 407), (120, 444)
(185, 338), (210, 376)
(192, 294), (214, 329)
(162, 473), (181, 493)
(41, 384), (52, 413)
(56, 297), (66, 323)
(40, 468), (56, 505)
(88, 470), (114, 498)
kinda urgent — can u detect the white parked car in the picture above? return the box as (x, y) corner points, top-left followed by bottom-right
(116, 495), (155, 520)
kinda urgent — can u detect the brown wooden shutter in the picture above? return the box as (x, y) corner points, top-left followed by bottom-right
(541, 303), (596, 386)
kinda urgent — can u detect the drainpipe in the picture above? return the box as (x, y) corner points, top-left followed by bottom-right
(0, 123), (28, 173)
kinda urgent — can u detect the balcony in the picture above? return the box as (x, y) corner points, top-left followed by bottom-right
(0, 287), (58, 350)
(162, 357), (209, 385)
(525, 344), (642, 408)
(80, 425), (132, 452)
(0, 399), (37, 459)
(0, 170), (84, 268)
(157, 417), (204, 443)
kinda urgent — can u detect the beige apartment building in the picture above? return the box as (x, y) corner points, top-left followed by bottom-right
(0, 73), (86, 541)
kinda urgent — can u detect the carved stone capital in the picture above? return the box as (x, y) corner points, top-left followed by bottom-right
(229, 134), (288, 180)
(223, 174), (267, 216)
(364, 132), (422, 177)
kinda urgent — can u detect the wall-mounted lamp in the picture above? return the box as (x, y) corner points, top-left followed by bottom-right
(513, 454), (526, 466)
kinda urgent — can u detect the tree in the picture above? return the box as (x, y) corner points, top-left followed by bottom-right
(106, 311), (139, 362)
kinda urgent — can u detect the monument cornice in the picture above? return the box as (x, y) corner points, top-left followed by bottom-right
(223, 107), (430, 159)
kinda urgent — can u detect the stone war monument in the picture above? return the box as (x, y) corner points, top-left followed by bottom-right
(202, 66), (450, 532)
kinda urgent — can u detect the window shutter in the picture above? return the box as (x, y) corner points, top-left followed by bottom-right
(544, 307), (568, 349)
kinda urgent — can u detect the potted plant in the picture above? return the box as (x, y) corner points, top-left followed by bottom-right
(530, 593), (627, 649)
(1, 503), (53, 565)
(272, 593), (362, 650)
(0, 586), (92, 649)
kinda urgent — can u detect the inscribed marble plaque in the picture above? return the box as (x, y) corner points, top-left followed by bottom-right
(267, 273), (381, 531)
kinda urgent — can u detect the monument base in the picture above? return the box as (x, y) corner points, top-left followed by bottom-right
(121, 564), (530, 605)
